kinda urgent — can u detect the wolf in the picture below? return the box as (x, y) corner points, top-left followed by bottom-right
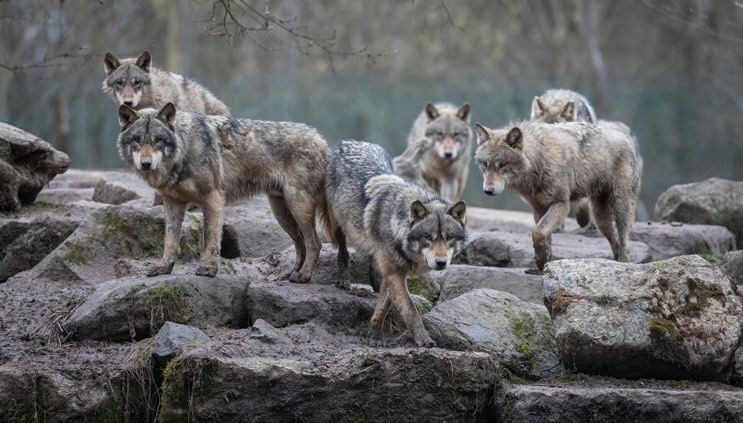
(530, 89), (596, 124)
(326, 140), (467, 347)
(398, 102), (472, 201)
(475, 121), (639, 272)
(103, 50), (230, 116)
(116, 103), (329, 282)
(391, 137), (433, 191)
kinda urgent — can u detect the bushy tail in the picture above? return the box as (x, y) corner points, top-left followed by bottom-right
(316, 174), (338, 246)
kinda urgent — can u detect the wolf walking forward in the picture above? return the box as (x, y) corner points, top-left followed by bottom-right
(475, 121), (639, 272)
(116, 103), (329, 281)
(395, 102), (472, 201)
(326, 141), (467, 347)
(103, 50), (230, 116)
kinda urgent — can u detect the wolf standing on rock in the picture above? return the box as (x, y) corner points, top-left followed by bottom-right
(475, 121), (640, 272)
(116, 103), (329, 281)
(394, 102), (472, 201)
(327, 140), (467, 346)
(103, 50), (230, 116)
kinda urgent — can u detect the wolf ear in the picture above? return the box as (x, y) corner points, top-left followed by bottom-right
(118, 105), (140, 131)
(456, 102), (471, 122)
(136, 50), (152, 72)
(447, 200), (467, 224)
(424, 103), (440, 121)
(409, 200), (429, 224)
(156, 103), (176, 130)
(475, 123), (490, 145)
(506, 127), (523, 149)
(530, 97), (545, 119)
(561, 101), (576, 121)
(104, 52), (120, 75)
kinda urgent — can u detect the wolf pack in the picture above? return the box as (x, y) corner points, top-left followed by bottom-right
(103, 51), (642, 347)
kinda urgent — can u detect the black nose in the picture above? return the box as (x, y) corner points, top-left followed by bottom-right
(141, 161), (151, 170)
(484, 188), (495, 196)
(124, 101), (133, 107)
(444, 152), (453, 159)
(434, 260), (447, 270)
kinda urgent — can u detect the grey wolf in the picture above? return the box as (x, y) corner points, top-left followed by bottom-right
(116, 103), (329, 281)
(475, 121), (639, 272)
(530, 89), (596, 124)
(397, 102), (472, 200)
(326, 140), (467, 346)
(103, 50), (230, 116)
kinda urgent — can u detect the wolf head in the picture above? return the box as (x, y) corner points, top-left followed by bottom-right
(530, 97), (576, 123)
(405, 199), (467, 271)
(117, 103), (180, 174)
(422, 102), (471, 160)
(474, 123), (529, 196)
(103, 51), (152, 108)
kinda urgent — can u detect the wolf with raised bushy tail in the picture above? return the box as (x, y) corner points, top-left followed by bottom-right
(475, 121), (639, 273)
(396, 102), (472, 201)
(326, 140), (467, 347)
(103, 50), (229, 116)
(116, 103), (329, 281)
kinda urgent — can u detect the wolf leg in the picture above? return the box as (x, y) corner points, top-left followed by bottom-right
(576, 197), (592, 228)
(147, 195), (186, 277)
(285, 191), (322, 284)
(591, 196), (620, 260)
(196, 189), (225, 277)
(334, 226), (350, 290)
(369, 281), (391, 342)
(612, 194), (635, 262)
(267, 194), (305, 279)
(532, 200), (569, 271)
(439, 179), (456, 202)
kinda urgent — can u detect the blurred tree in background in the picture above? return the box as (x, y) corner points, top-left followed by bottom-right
(1, 0), (742, 209)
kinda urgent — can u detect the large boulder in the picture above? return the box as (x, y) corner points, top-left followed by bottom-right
(720, 250), (743, 287)
(456, 230), (652, 267)
(654, 178), (743, 246)
(424, 289), (561, 378)
(0, 122), (69, 212)
(432, 265), (543, 304)
(64, 274), (249, 341)
(222, 198), (294, 258)
(0, 217), (78, 282)
(543, 255), (743, 381)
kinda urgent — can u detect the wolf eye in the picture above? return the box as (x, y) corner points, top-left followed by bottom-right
(423, 234), (433, 241)
(479, 161), (488, 168)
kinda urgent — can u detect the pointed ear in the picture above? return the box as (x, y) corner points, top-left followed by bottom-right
(456, 102), (471, 122)
(104, 52), (120, 75)
(118, 105), (140, 131)
(530, 96), (545, 119)
(156, 103), (176, 129)
(561, 101), (576, 121)
(424, 103), (440, 121)
(447, 200), (467, 224)
(136, 50), (152, 72)
(506, 127), (523, 149)
(475, 123), (490, 145)
(410, 200), (429, 224)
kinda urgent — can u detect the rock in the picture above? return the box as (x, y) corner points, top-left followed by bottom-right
(245, 280), (376, 328)
(35, 187), (94, 204)
(455, 230), (652, 268)
(543, 255), (743, 381)
(64, 274), (249, 341)
(159, 341), (501, 422)
(152, 322), (209, 365)
(720, 250), (743, 286)
(86, 170), (156, 206)
(654, 178), (743, 246)
(92, 179), (140, 205)
(433, 265), (543, 304)
(249, 318), (290, 344)
(467, 206), (579, 233)
(499, 381), (743, 423)
(0, 217), (78, 282)
(734, 345), (743, 387)
(0, 122), (69, 212)
(424, 289), (561, 378)
(268, 244), (373, 287)
(222, 197), (293, 258)
(572, 221), (735, 261)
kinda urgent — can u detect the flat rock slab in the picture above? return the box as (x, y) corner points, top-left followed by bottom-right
(64, 274), (249, 341)
(500, 382), (743, 423)
(456, 230), (652, 268)
(543, 255), (743, 381)
(572, 221), (735, 261)
(432, 264), (543, 304)
(654, 177), (743, 246)
(467, 206), (579, 233)
(222, 198), (296, 258)
(424, 289), (561, 378)
(36, 187), (94, 204)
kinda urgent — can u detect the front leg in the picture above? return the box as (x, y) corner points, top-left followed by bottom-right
(439, 178), (457, 202)
(147, 195), (186, 277)
(196, 189), (225, 277)
(532, 199), (570, 272)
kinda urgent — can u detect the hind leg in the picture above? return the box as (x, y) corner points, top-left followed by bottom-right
(284, 190), (322, 284)
(335, 227), (351, 290)
(267, 194), (305, 280)
(591, 196), (621, 260)
(613, 195), (635, 262)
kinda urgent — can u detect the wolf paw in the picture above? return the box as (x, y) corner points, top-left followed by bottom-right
(288, 271), (311, 284)
(146, 263), (174, 277)
(195, 265), (218, 277)
(335, 278), (351, 291)
(524, 268), (542, 275)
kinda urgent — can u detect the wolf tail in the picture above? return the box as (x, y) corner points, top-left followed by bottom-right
(316, 175), (338, 246)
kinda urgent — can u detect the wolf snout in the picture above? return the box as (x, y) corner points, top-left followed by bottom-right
(124, 100), (133, 107)
(443, 151), (454, 159)
(484, 187), (496, 196)
(140, 159), (152, 170)
(434, 259), (448, 270)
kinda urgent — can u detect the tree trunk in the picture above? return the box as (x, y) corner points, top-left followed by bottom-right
(580, 0), (611, 117)
(51, 94), (70, 154)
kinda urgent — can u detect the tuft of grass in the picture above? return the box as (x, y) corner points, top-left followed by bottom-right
(597, 292), (613, 305)
(699, 251), (719, 263)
